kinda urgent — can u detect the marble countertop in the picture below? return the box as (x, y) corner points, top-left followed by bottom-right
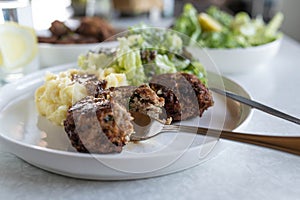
(0, 36), (300, 200)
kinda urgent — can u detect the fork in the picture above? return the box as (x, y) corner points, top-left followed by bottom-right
(129, 112), (300, 156)
(210, 87), (300, 125)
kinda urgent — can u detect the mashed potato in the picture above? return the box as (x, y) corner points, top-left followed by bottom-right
(35, 68), (128, 126)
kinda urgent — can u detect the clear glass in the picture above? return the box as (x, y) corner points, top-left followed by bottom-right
(86, 0), (112, 19)
(0, 0), (39, 85)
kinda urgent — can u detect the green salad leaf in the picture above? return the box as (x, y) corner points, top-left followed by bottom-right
(173, 4), (284, 49)
(128, 24), (183, 54)
(78, 24), (208, 86)
(114, 37), (146, 85)
(173, 3), (202, 42)
(206, 6), (233, 28)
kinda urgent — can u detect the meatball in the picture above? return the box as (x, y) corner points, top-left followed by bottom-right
(71, 73), (107, 96)
(107, 85), (137, 108)
(38, 17), (115, 44)
(64, 96), (133, 154)
(49, 20), (72, 37)
(63, 84), (165, 154)
(75, 16), (115, 41)
(128, 84), (165, 121)
(106, 85), (165, 121)
(149, 72), (214, 121)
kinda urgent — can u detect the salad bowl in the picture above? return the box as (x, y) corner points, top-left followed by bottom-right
(173, 4), (283, 75)
(187, 38), (282, 74)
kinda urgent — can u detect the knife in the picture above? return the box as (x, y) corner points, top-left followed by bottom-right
(210, 87), (300, 125)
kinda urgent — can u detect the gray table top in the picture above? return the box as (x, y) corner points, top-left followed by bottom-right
(0, 36), (300, 200)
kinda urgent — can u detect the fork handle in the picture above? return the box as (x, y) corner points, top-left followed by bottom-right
(179, 126), (300, 156)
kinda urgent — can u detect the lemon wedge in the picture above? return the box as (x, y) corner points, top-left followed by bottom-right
(0, 22), (38, 70)
(198, 13), (223, 32)
(0, 51), (3, 66)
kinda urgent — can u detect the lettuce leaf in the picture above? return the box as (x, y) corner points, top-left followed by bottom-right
(173, 3), (202, 42)
(114, 37), (146, 85)
(173, 4), (284, 49)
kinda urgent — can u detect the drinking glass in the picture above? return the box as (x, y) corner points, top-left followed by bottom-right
(0, 0), (38, 85)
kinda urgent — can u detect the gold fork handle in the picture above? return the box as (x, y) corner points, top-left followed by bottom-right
(220, 130), (300, 156)
(178, 126), (300, 156)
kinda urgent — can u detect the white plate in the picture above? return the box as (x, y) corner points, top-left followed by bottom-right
(38, 43), (99, 68)
(38, 41), (119, 68)
(0, 63), (252, 180)
(187, 38), (282, 74)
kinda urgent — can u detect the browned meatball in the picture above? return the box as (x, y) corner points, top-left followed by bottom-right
(100, 85), (165, 121)
(129, 84), (165, 120)
(38, 36), (59, 43)
(107, 85), (137, 108)
(71, 73), (107, 97)
(75, 16), (115, 41)
(63, 84), (166, 154)
(64, 96), (133, 154)
(38, 17), (115, 44)
(149, 72), (214, 121)
(49, 20), (72, 37)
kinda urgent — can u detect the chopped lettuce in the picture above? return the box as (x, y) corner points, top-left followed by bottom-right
(182, 61), (207, 86)
(77, 51), (114, 71)
(206, 6), (233, 28)
(114, 37), (146, 85)
(78, 24), (208, 86)
(128, 24), (183, 54)
(173, 4), (284, 49)
(173, 3), (202, 42)
(154, 54), (177, 74)
(265, 12), (284, 37)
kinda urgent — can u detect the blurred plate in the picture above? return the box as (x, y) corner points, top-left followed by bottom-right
(37, 17), (121, 68)
(0, 63), (252, 180)
(38, 42), (99, 68)
(187, 38), (282, 74)
(38, 41), (119, 68)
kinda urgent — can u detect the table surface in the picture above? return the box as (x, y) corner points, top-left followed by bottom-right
(0, 35), (300, 200)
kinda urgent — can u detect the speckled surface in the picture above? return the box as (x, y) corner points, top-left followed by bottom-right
(0, 36), (299, 200)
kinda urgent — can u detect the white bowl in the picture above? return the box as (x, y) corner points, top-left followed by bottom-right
(38, 43), (100, 68)
(187, 38), (282, 74)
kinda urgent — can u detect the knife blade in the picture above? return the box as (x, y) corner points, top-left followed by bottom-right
(210, 87), (300, 125)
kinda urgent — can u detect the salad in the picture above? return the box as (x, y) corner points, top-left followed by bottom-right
(173, 4), (284, 48)
(78, 24), (207, 86)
